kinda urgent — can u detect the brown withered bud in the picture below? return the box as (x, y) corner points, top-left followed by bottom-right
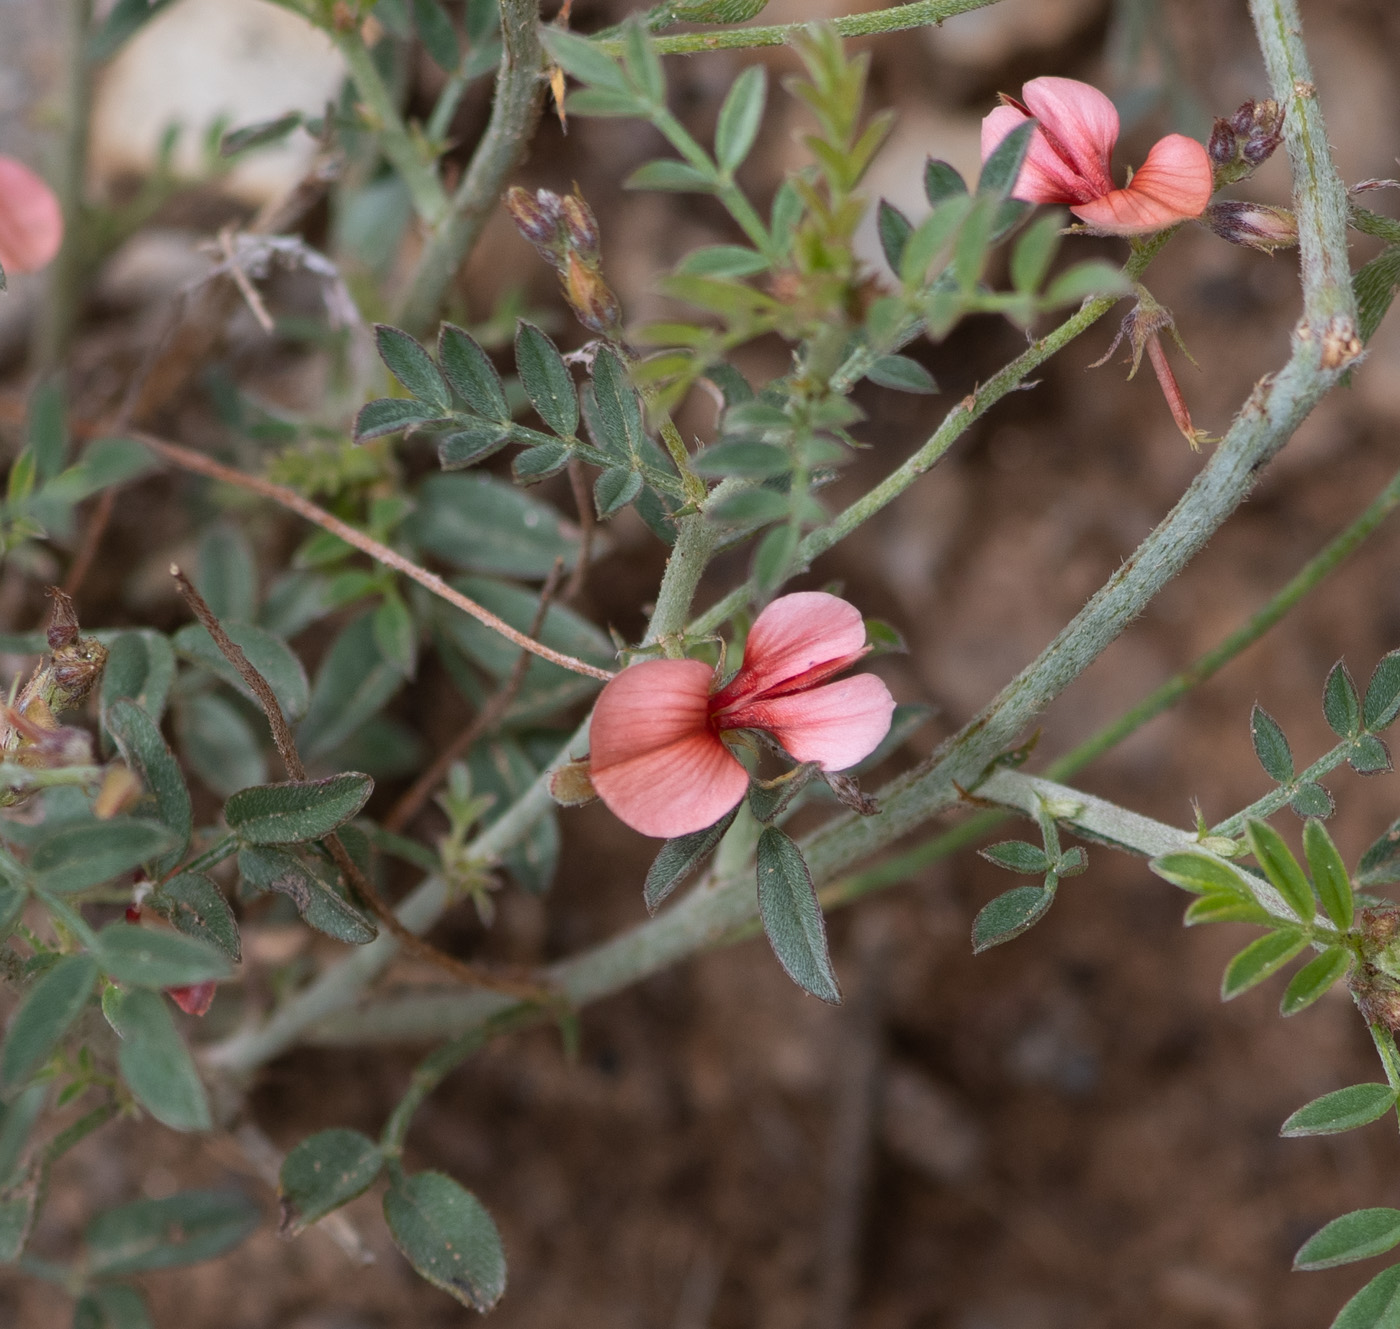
(49, 635), (109, 711)
(549, 758), (598, 807)
(505, 186), (565, 257)
(1208, 99), (1284, 185)
(1200, 200), (1298, 254)
(558, 192), (601, 262)
(564, 251), (622, 336)
(1352, 969), (1400, 1034)
(46, 586), (80, 651)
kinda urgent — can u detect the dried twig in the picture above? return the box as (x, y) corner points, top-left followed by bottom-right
(171, 567), (551, 1002)
(384, 558), (566, 836)
(61, 487), (116, 597)
(144, 431), (613, 681)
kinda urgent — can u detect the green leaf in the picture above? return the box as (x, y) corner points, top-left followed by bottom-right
(643, 809), (738, 913)
(148, 873), (241, 962)
(924, 157), (968, 206)
(876, 199), (912, 271)
(1296, 1210), (1400, 1271)
(1331, 1265), (1400, 1329)
(406, 473), (581, 578)
(589, 347), (647, 462)
(175, 692), (266, 797)
(238, 846), (376, 944)
(87, 1190), (258, 1274)
(1354, 244), (1400, 344)
(622, 15), (665, 102)
(196, 523), (258, 624)
(1245, 818), (1315, 922)
(0, 1183), (37, 1265)
(412, 0), (459, 70)
(1041, 260), (1133, 306)
(437, 325), (509, 421)
(353, 397), (444, 442)
(0, 954), (97, 1090)
(278, 1129), (383, 1237)
(1360, 819), (1400, 887)
(1365, 650), (1400, 731)
(100, 631), (175, 723)
(372, 593), (416, 678)
(594, 466), (643, 519)
(512, 441), (572, 481)
(1183, 892), (1273, 927)
(0, 877), (26, 945)
(219, 110), (304, 157)
(1325, 660), (1362, 737)
(1281, 1083), (1399, 1136)
(972, 884), (1054, 953)
(1220, 928), (1308, 1001)
(465, 738), (558, 894)
(752, 522), (798, 594)
(976, 120), (1033, 199)
(104, 699), (191, 874)
(566, 86), (646, 117)
(1352, 734), (1393, 775)
(1149, 851), (1251, 896)
(676, 245), (770, 279)
(298, 612), (404, 759)
(72, 1285), (153, 1329)
(540, 27), (628, 92)
(692, 440), (791, 478)
(979, 841), (1050, 875)
(1292, 781), (1336, 819)
(1304, 818), (1354, 931)
(707, 487), (791, 528)
(1010, 212), (1063, 293)
(172, 621), (309, 721)
(515, 323), (578, 438)
(627, 159), (719, 195)
(384, 1170), (507, 1311)
(900, 195), (974, 286)
(374, 324), (450, 412)
(108, 989), (212, 1132)
(716, 65), (766, 173)
(755, 827), (840, 1003)
(30, 819), (177, 895)
(93, 923), (231, 988)
(437, 421), (511, 470)
(1280, 945), (1351, 1016)
(0, 1084), (44, 1188)
(865, 354), (938, 394)
(224, 773), (373, 845)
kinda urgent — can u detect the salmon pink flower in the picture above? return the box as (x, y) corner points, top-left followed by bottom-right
(0, 156), (63, 275)
(588, 592), (896, 839)
(981, 77), (1213, 235)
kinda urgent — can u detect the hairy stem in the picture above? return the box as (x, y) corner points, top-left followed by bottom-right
(396, 0), (546, 335)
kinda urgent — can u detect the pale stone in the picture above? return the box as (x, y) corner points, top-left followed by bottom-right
(90, 0), (346, 205)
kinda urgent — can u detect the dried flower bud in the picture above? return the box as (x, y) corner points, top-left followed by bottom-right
(1201, 200), (1298, 253)
(504, 186), (565, 256)
(564, 251), (622, 336)
(559, 191), (601, 262)
(46, 586), (79, 651)
(549, 758), (598, 807)
(1208, 99), (1284, 185)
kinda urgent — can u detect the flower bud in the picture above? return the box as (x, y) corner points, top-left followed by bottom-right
(1208, 99), (1284, 185)
(559, 191), (601, 262)
(549, 758), (597, 807)
(564, 251), (621, 336)
(1200, 200), (1298, 253)
(504, 186), (565, 257)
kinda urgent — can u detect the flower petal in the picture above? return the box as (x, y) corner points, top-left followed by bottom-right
(982, 101), (1099, 206)
(1019, 77), (1118, 197)
(1072, 134), (1213, 234)
(711, 592), (868, 710)
(727, 674), (896, 772)
(588, 657), (750, 838)
(0, 156), (63, 275)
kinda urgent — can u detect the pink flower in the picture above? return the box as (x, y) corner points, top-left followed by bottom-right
(981, 77), (1213, 235)
(588, 592), (896, 839)
(0, 156), (63, 275)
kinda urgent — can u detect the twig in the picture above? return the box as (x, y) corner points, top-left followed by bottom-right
(171, 567), (551, 1002)
(564, 460), (594, 603)
(384, 559), (566, 836)
(140, 431), (613, 681)
(217, 226), (276, 335)
(61, 488), (116, 597)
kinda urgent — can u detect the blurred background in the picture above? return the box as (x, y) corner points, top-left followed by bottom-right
(5, 0), (1400, 1325)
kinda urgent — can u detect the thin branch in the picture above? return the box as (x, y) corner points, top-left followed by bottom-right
(172, 568), (551, 1003)
(61, 487), (116, 598)
(139, 431), (613, 681)
(384, 558), (565, 836)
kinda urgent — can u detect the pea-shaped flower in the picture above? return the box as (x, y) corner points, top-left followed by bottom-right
(0, 156), (63, 275)
(982, 76), (1212, 235)
(589, 592), (896, 838)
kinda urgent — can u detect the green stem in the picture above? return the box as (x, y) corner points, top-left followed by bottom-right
(1210, 739), (1353, 839)
(172, 834), (239, 880)
(334, 30), (450, 225)
(1369, 1023), (1400, 1096)
(594, 0), (1002, 57)
(823, 458), (1400, 902)
(396, 0), (545, 335)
